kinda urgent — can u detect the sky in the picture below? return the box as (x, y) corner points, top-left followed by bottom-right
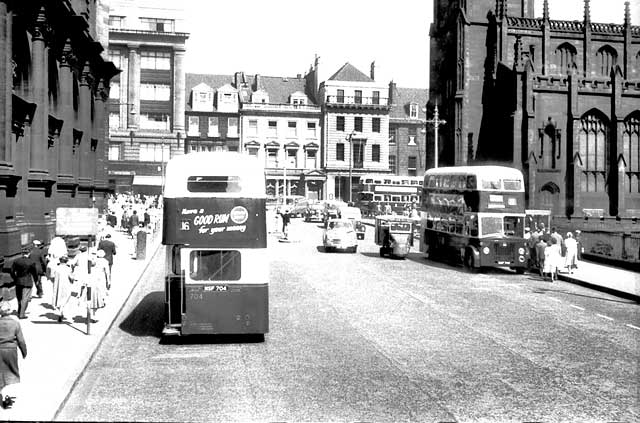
(181, 0), (639, 89)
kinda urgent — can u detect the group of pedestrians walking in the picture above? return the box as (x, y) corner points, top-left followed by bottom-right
(528, 224), (582, 282)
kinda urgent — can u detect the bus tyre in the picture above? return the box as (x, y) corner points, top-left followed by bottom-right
(379, 247), (385, 257)
(514, 267), (525, 275)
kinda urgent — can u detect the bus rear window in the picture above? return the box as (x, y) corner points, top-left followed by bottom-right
(189, 250), (241, 281)
(187, 176), (242, 193)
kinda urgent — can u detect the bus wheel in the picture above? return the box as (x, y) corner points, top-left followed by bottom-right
(514, 267), (525, 275)
(379, 247), (385, 257)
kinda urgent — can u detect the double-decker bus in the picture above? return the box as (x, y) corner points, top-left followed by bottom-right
(419, 166), (529, 272)
(162, 152), (268, 337)
(355, 174), (422, 217)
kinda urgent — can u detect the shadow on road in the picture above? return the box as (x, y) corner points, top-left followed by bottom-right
(119, 291), (165, 338)
(160, 333), (265, 345)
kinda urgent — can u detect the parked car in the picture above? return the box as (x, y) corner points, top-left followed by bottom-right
(322, 218), (358, 253)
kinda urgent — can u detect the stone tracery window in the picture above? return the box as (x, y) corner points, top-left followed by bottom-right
(623, 113), (640, 193)
(578, 112), (608, 193)
(554, 42), (577, 75)
(596, 45), (617, 77)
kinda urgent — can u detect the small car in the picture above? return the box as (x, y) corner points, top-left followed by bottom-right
(322, 218), (358, 253)
(304, 202), (325, 222)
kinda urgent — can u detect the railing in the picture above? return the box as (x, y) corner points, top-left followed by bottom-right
(325, 95), (389, 106)
(242, 103), (320, 112)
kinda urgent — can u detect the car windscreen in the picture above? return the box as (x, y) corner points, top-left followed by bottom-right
(328, 221), (352, 230)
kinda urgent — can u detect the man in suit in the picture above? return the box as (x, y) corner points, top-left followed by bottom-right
(97, 233), (116, 272)
(29, 240), (47, 298)
(10, 247), (38, 319)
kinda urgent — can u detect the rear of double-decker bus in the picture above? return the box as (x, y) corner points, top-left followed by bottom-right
(162, 152), (268, 337)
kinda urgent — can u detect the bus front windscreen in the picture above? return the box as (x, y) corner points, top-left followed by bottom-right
(480, 215), (523, 238)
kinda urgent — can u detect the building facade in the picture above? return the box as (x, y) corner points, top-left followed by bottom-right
(185, 71), (324, 200)
(0, 0), (118, 268)
(319, 62), (391, 203)
(388, 83), (429, 176)
(106, 0), (188, 194)
(430, 0), (640, 218)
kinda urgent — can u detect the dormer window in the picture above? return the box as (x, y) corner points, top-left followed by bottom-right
(290, 93), (307, 107)
(409, 103), (418, 119)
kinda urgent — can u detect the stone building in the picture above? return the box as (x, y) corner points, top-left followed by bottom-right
(106, 0), (188, 194)
(388, 83), (429, 176)
(430, 0), (640, 218)
(319, 62), (391, 203)
(0, 0), (118, 268)
(185, 71), (324, 200)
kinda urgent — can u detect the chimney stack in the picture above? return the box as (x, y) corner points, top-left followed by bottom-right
(370, 61), (376, 80)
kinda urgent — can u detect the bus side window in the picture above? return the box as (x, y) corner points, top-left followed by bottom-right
(466, 175), (476, 189)
(469, 216), (478, 237)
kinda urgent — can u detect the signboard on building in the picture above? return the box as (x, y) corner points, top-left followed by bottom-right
(56, 207), (99, 236)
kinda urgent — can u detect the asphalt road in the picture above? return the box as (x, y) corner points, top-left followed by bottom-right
(58, 218), (640, 422)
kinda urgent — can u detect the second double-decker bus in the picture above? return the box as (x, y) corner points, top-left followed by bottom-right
(162, 152), (268, 338)
(419, 166), (529, 272)
(355, 174), (422, 216)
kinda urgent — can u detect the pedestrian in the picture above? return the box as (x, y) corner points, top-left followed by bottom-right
(28, 240), (46, 298)
(47, 236), (67, 262)
(538, 222), (550, 242)
(551, 227), (564, 254)
(10, 248), (38, 319)
(129, 210), (140, 237)
(85, 251), (106, 322)
(575, 229), (584, 260)
(279, 208), (291, 238)
(535, 237), (547, 277)
(94, 250), (111, 292)
(0, 301), (27, 409)
(544, 238), (562, 282)
(143, 209), (151, 228)
(564, 232), (579, 273)
(97, 233), (116, 272)
(51, 256), (74, 322)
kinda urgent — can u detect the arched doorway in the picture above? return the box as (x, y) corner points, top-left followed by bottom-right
(540, 182), (561, 215)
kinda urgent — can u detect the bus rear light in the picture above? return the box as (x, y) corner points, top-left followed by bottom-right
(518, 247), (525, 255)
(518, 255), (525, 262)
(482, 247), (490, 255)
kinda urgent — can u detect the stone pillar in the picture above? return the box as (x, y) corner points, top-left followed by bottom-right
(28, 6), (49, 177)
(583, 0), (592, 77)
(57, 39), (76, 190)
(77, 61), (92, 199)
(172, 48), (186, 132)
(127, 45), (140, 129)
(0, 0), (11, 168)
(93, 78), (107, 191)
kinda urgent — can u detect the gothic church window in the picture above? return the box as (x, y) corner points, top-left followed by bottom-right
(554, 42), (576, 75)
(596, 45), (617, 77)
(623, 113), (640, 193)
(578, 112), (608, 193)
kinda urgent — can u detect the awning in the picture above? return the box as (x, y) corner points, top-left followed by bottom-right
(132, 175), (163, 186)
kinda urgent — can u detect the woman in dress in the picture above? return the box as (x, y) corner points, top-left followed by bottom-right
(86, 251), (107, 322)
(0, 301), (27, 409)
(52, 256), (74, 322)
(563, 232), (578, 274)
(543, 238), (562, 282)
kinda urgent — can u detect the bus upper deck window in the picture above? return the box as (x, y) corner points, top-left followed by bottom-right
(481, 178), (501, 190)
(187, 176), (242, 193)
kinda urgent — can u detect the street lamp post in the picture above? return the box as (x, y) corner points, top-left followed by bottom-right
(347, 131), (356, 203)
(422, 105), (446, 168)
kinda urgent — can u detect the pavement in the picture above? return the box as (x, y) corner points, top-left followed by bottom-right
(0, 226), (162, 422)
(0, 215), (636, 421)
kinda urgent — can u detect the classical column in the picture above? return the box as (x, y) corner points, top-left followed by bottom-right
(57, 38), (75, 189)
(93, 78), (107, 190)
(28, 6), (49, 177)
(127, 45), (140, 129)
(77, 61), (92, 193)
(172, 48), (186, 132)
(0, 0), (11, 168)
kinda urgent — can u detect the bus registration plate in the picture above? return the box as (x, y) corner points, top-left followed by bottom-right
(204, 285), (228, 292)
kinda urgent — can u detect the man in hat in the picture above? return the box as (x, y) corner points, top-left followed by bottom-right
(29, 240), (47, 298)
(10, 247), (38, 319)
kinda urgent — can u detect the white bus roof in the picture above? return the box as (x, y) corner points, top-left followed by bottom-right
(163, 152), (266, 198)
(424, 166), (524, 180)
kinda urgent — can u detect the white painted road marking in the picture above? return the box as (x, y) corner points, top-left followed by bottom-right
(569, 304), (585, 311)
(596, 314), (614, 321)
(626, 324), (640, 331)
